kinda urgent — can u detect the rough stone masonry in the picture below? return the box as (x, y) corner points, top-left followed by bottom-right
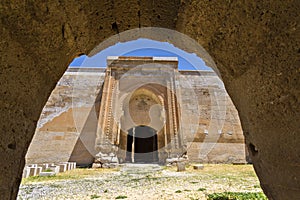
(1, 1), (299, 199)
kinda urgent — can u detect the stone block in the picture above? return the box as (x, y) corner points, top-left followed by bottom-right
(28, 167), (37, 176)
(193, 164), (204, 170)
(58, 163), (68, 172)
(61, 162), (72, 170)
(60, 162), (76, 171)
(22, 168), (30, 178)
(177, 162), (186, 172)
(23, 166), (43, 177)
(67, 162), (76, 170)
(36, 167), (43, 175)
(92, 163), (102, 168)
(102, 163), (118, 168)
(71, 162), (77, 169)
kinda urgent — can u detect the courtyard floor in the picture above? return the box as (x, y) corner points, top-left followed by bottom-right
(18, 164), (264, 200)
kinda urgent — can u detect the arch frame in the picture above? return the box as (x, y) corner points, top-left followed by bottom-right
(0, 1), (299, 199)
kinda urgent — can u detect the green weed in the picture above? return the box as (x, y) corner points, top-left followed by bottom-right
(207, 192), (267, 200)
(90, 194), (101, 199)
(115, 195), (128, 199)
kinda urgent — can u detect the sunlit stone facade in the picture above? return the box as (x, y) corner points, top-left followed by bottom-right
(26, 57), (248, 165)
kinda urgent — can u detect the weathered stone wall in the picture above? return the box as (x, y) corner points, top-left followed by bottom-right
(26, 69), (105, 165)
(0, 1), (299, 199)
(180, 71), (246, 163)
(26, 67), (246, 165)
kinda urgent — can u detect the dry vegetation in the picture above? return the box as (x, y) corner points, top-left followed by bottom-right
(18, 164), (266, 200)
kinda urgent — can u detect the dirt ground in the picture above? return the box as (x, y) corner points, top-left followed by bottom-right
(18, 164), (264, 200)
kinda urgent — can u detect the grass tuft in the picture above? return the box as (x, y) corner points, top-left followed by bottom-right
(90, 194), (101, 199)
(207, 192), (267, 200)
(115, 195), (127, 199)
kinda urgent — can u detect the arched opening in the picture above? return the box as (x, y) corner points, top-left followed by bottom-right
(1, 2), (298, 199)
(126, 126), (158, 163)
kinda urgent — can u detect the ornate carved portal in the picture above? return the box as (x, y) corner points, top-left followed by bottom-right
(95, 57), (183, 164)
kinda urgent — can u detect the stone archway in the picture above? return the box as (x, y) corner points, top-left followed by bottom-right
(126, 126), (158, 163)
(0, 1), (299, 199)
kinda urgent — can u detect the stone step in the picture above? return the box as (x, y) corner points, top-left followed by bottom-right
(120, 164), (162, 175)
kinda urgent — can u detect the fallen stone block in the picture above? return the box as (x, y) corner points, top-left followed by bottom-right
(70, 162), (76, 170)
(36, 167), (43, 175)
(103, 163), (118, 168)
(60, 162), (72, 171)
(22, 166), (43, 178)
(92, 163), (102, 168)
(193, 164), (204, 170)
(63, 162), (76, 170)
(28, 167), (38, 176)
(177, 162), (186, 172)
(27, 167), (35, 177)
(22, 168), (30, 178)
(58, 163), (68, 172)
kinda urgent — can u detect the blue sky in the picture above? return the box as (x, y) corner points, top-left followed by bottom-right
(69, 39), (212, 71)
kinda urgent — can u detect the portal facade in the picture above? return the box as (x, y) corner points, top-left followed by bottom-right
(95, 57), (184, 164)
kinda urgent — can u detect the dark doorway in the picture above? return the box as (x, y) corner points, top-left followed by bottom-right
(126, 126), (158, 163)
